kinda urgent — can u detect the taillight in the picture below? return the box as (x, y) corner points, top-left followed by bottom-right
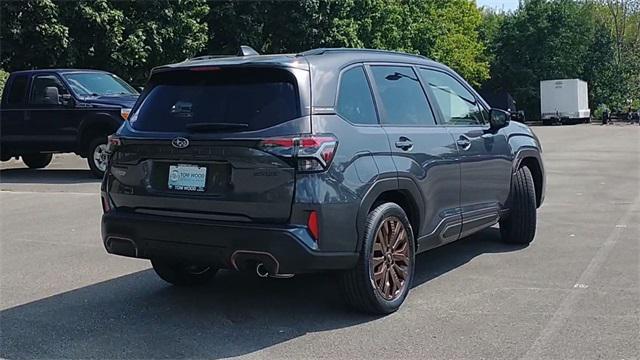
(307, 211), (319, 241)
(106, 135), (121, 153)
(259, 135), (338, 172)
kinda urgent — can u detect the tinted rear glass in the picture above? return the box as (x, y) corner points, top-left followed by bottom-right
(7, 75), (28, 105)
(130, 68), (300, 132)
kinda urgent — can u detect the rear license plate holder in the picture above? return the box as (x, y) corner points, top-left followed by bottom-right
(168, 164), (207, 192)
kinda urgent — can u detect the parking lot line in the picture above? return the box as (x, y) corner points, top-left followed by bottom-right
(522, 196), (640, 360)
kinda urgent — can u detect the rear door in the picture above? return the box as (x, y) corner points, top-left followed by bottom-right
(418, 68), (512, 236)
(366, 64), (461, 248)
(108, 67), (310, 223)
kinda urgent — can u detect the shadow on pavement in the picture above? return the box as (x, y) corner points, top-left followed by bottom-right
(0, 168), (99, 185)
(0, 227), (523, 359)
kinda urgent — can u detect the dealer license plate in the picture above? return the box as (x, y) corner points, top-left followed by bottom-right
(168, 164), (207, 192)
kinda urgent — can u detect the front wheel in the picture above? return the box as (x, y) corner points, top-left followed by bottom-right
(87, 137), (109, 178)
(340, 202), (415, 314)
(22, 153), (53, 169)
(500, 166), (537, 244)
(151, 258), (218, 286)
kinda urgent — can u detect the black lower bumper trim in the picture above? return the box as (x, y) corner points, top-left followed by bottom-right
(101, 210), (358, 274)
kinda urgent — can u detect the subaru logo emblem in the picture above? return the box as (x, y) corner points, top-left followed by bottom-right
(171, 137), (189, 149)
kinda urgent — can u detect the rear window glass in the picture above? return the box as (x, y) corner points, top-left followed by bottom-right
(130, 68), (300, 132)
(7, 75), (28, 105)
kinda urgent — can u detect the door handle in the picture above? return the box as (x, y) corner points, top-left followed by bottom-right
(395, 137), (413, 151)
(456, 136), (471, 150)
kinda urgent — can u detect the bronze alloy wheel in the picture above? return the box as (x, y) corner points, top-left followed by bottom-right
(370, 216), (411, 300)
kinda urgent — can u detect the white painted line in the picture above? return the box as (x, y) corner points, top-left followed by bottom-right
(521, 197), (639, 360)
(0, 190), (97, 196)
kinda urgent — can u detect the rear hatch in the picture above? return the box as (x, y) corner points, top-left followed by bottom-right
(107, 66), (310, 223)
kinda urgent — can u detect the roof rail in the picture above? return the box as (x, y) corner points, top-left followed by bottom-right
(298, 48), (430, 60)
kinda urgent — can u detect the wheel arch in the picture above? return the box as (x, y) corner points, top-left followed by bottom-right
(357, 177), (424, 249)
(513, 150), (545, 208)
(78, 113), (121, 156)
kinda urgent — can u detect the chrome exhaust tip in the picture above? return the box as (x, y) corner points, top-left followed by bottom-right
(256, 263), (269, 278)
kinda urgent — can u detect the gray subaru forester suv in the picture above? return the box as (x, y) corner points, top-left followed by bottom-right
(101, 47), (545, 314)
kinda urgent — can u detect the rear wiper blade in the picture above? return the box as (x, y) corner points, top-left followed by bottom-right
(185, 122), (249, 132)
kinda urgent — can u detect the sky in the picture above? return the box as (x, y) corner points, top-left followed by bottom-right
(476, 0), (519, 11)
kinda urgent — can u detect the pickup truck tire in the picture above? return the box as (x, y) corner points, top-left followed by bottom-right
(500, 166), (537, 244)
(151, 258), (218, 286)
(22, 153), (53, 169)
(87, 137), (109, 178)
(340, 202), (415, 314)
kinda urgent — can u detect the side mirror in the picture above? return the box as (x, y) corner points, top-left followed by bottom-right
(61, 93), (75, 107)
(489, 108), (510, 130)
(510, 110), (525, 122)
(44, 86), (60, 105)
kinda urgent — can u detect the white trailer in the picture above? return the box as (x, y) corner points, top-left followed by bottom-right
(540, 79), (590, 125)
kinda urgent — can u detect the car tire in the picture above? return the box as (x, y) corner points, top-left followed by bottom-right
(151, 258), (218, 286)
(340, 202), (415, 314)
(500, 166), (537, 244)
(22, 153), (53, 169)
(87, 137), (109, 178)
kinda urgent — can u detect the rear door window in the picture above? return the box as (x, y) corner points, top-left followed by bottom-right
(130, 68), (300, 133)
(369, 65), (436, 126)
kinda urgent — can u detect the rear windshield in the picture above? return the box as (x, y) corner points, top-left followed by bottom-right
(129, 68), (300, 132)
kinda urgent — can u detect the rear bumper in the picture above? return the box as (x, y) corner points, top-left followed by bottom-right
(101, 210), (358, 274)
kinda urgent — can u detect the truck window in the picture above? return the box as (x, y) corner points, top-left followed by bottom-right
(63, 72), (138, 97)
(7, 75), (28, 105)
(29, 75), (68, 105)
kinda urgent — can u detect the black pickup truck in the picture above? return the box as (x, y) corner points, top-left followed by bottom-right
(0, 69), (139, 177)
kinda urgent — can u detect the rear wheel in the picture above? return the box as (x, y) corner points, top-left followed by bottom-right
(22, 153), (53, 169)
(340, 202), (415, 314)
(151, 258), (218, 286)
(87, 137), (108, 178)
(500, 166), (537, 244)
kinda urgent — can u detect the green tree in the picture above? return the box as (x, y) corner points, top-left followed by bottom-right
(490, 0), (600, 117)
(204, 0), (489, 85)
(0, 0), (69, 70)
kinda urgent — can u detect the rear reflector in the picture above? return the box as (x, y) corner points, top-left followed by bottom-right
(307, 211), (319, 241)
(101, 194), (112, 213)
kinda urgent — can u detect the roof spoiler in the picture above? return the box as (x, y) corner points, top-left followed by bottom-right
(183, 45), (260, 63)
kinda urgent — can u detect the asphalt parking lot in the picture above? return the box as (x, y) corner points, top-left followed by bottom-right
(1, 124), (638, 359)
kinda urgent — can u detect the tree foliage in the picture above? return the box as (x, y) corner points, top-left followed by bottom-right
(485, 0), (639, 116)
(1, 0), (489, 85)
